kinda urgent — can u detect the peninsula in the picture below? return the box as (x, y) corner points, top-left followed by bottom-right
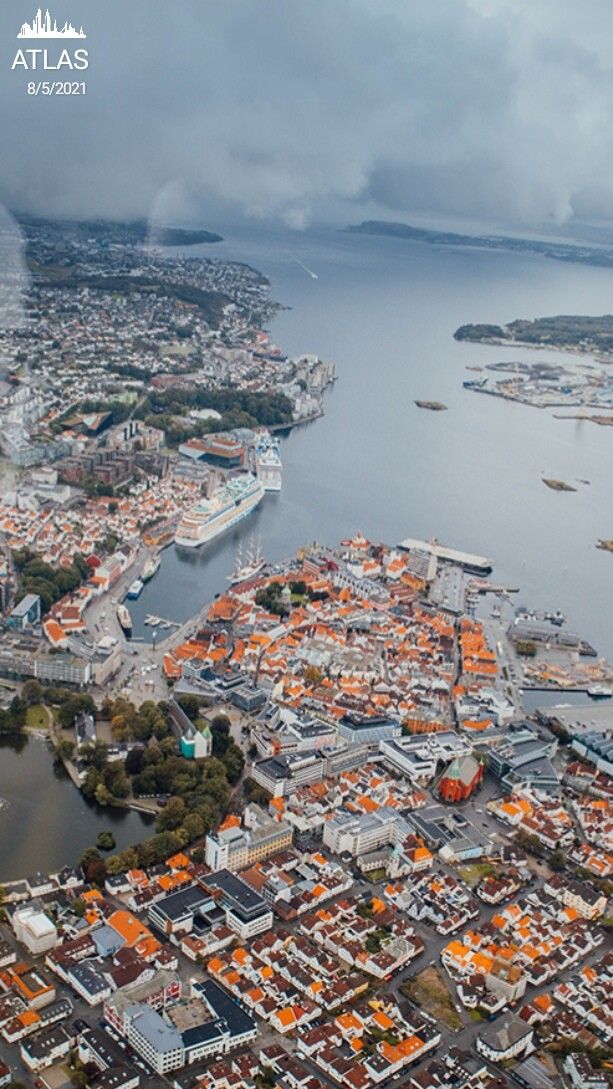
(461, 358), (613, 412)
(18, 214), (223, 247)
(154, 226), (224, 246)
(347, 218), (613, 271)
(454, 313), (613, 356)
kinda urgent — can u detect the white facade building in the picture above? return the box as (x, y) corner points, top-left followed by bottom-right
(13, 907), (58, 955)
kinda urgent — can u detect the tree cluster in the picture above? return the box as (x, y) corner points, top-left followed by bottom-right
(135, 385), (293, 447)
(255, 582), (290, 617)
(80, 741), (236, 877)
(87, 749), (235, 880)
(243, 777), (271, 805)
(0, 695), (27, 735)
(209, 715), (245, 784)
(64, 697), (247, 879)
(103, 697), (172, 743)
(55, 692), (97, 729)
(81, 746), (131, 808)
(12, 549), (90, 615)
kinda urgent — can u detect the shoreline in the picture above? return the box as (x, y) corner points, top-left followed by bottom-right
(466, 386), (611, 411)
(0, 730), (155, 884)
(454, 330), (613, 364)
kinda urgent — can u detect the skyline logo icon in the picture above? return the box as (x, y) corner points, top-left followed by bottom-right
(18, 7), (86, 39)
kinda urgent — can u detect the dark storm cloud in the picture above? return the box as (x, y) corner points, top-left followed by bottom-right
(1, 0), (613, 228)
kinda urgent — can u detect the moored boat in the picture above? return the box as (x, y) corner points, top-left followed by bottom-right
(142, 556), (161, 582)
(227, 536), (266, 585)
(588, 685), (612, 699)
(117, 604), (132, 636)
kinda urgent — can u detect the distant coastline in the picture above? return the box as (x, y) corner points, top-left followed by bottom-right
(16, 214), (223, 248)
(154, 226), (224, 246)
(454, 314), (613, 358)
(346, 218), (613, 270)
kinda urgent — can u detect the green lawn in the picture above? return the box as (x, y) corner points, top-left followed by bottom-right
(364, 868), (388, 883)
(457, 862), (497, 888)
(26, 704), (49, 730)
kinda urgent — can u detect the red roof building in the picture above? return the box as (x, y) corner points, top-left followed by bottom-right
(438, 755), (484, 803)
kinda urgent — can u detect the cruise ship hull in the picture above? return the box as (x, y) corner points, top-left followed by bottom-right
(175, 479), (264, 549)
(259, 477), (282, 493)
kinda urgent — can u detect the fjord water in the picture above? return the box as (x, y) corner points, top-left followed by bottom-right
(132, 225), (612, 661)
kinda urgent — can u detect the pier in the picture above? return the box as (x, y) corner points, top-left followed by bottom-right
(144, 615), (181, 630)
(269, 409), (324, 433)
(398, 536), (493, 574)
(468, 580), (520, 594)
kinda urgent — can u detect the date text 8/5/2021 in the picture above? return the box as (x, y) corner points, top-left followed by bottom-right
(27, 81), (86, 95)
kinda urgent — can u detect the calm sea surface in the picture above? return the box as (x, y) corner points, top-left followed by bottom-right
(132, 225), (613, 663)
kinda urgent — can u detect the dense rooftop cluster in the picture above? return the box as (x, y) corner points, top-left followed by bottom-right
(0, 475), (201, 564)
(165, 532), (497, 731)
(1, 517), (612, 1088)
(0, 219), (334, 469)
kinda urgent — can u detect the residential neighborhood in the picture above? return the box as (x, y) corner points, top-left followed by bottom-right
(0, 531), (610, 1089)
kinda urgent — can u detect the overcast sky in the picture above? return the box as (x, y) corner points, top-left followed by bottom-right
(2, 0), (613, 233)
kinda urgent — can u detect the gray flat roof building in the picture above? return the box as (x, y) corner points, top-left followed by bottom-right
(148, 885), (213, 929)
(125, 1004), (182, 1054)
(201, 869), (268, 922)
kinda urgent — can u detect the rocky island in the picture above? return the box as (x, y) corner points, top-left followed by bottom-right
(542, 478), (577, 492)
(414, 400), (448, 411)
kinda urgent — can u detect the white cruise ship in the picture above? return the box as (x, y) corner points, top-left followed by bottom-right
(175, 474), (265, 548)
(255, 434), (282, 492)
